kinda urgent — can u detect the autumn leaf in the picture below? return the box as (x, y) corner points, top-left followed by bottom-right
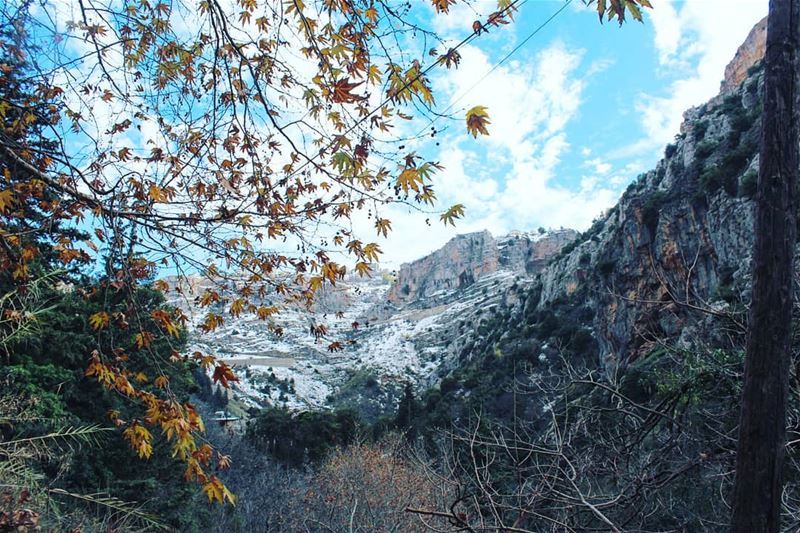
(430, 0), (456, 13)
(375, 218), (392, 237)
(597, 0), (651, 24)
(355, 261), (372, 277)
(217, 454), (232, 470)
(212, 362), (239, 388)
(331, 78), (366, 103)
(255, 305), (279, 320)
(439, 48), (461, 69)
(363, 242), (381, 262)
(202, 476), (236, 505)
(497, 0), (517, 19)
(123, 422), (153, 459)
(89, 311), (110, 330)
(440, 204), (466, 226)
(328, 341), (344, 352)
(396, 168), (423, 193)
(135, 331), (155, 349)
(0, 189), (14, 213)
(466, 105), (491, 137)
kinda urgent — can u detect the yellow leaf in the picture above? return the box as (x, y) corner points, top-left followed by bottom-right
(89, 311), (110, 331)
(396, 168), (422, 193)
(466, 105), (490, 138)
(355, 262), (372, 277)
(363, 243), (381, 262)
(202, 476), (236, 505)
(123, 422), (153, 459)
(440, 204), (466, 226)
(0, 189), (14, 213)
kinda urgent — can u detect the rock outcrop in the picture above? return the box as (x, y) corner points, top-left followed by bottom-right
(720, 16), (766, 94)
(524, 60), (764, 372)
(387, 229), (577, 303)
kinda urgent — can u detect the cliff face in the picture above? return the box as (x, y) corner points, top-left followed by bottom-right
(720, 16), (766, 94)
(426, 30), (768, 389)
(180, 20), (770, 414)
(527, 64), (763, 373)
(387, 229), (577, 303)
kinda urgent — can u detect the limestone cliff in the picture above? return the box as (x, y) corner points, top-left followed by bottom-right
(720, 16), (766, 94)
(387, 229), (577, 303)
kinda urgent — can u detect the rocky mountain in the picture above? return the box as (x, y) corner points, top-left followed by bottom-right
(387, 229), (577, 303)
(180, 26), (768, 421)
(173, 229), (575, 415)
(720, 16), (766, 94)
(427, 27), (767, 413)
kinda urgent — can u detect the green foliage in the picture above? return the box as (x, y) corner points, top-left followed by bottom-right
(0, 274), (217, 529)
(694, 140), (716, 161)
(246, 407), (361, 466)
(740, 169), (758, 198)
(692, 121), (708, 142)
(699, 143), (755, 197)
(641, 191), (667, 233)
(669, 158), (685, 177)
(652, 349), (743, 404)
(597, 259), (617, 276)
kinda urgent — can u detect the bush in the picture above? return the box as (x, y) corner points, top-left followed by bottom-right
(694, 140), (716, 161)
(720, 93), (742, 115)
(669, 158), (685, 177)
(439, 376), (459, 394)
(598, 259), (617, 276)
(692, 121), (708, 142)
(740, 170), (758, 198)
(664, 143), (678, 159)
(246, 407), (361, 465)
(642, 191), (667, 233)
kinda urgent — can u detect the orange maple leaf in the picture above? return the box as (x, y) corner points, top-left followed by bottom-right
(331, 78), (366, 104)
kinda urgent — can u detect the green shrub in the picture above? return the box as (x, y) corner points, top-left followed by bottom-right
(740, 170), (758, 198)
(692, 121), (708, 142)
(642, 191), (667, 233)
(694, 140), (716, 161)
(598, 259), (616, 276)
(720, 93), (742, 115)
(669, 158), (685, 177)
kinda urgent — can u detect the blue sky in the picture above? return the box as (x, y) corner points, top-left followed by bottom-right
(26, 0), (770, 271)
(374, 0), (769, 266)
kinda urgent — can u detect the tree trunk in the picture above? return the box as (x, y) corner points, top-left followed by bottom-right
(732, 1), (800, 531)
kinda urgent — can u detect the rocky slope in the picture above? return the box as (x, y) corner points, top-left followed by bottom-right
(174, 229), (575, 414)
(437, 30), (767, 392)
(180, 25), (768, 417)
(720, 16), (766, 94)
(387, 229), (576, 303)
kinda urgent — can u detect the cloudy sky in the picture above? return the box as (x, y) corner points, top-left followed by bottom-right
(374, 0), (768, 267)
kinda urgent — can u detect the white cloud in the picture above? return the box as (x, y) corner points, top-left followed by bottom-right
(634, 0), (768, 155)
(370, 41), (624, 265)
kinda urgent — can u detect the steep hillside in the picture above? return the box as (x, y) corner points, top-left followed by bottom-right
(419, 29), (766, 423)
(173, 229), (575, 415)
(180, 22), (768, 424)
(387, 229), (576, 303)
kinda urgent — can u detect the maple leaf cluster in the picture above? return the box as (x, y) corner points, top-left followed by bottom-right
(0, 0), (651, 508)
